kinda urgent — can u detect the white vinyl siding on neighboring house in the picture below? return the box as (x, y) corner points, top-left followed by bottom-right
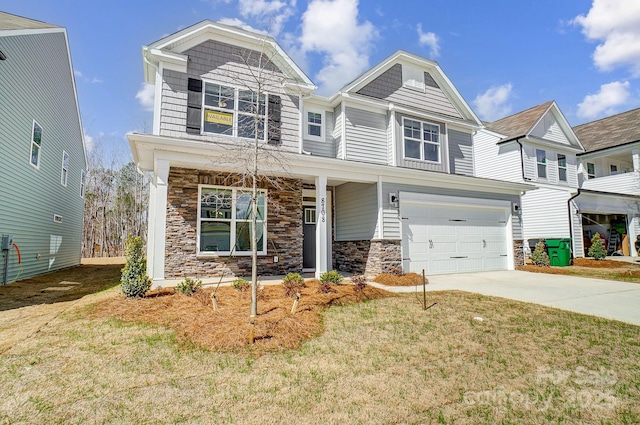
(473, 130), (523, 183)
(521, 187), (573, 241)
(530, 112), (571, 145)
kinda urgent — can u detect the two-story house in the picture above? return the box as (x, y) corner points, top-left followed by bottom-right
(127, 20), (532, 287)
(0, 12), (87, 283)
(571, 108), (640, 257)
(474, 101), (584, 256)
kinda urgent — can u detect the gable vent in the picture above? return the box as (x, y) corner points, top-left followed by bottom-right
(402, 64), (425, 91)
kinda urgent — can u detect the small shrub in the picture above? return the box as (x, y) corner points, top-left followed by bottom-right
(282, 272), (305, 298)
(588, 233), (607, 260)
(120, 235), (151, 298)
(320, 270), (344, 285)
(351, 274), (367, 292)
(385, 266), (405, 276)
(175, 277), (202, 296)
(531, 241), (550, 267)
(318, 282), (337, 294)
(232, 277), (251, 292)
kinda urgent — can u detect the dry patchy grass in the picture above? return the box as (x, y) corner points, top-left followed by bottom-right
(0, 290), (638, 424)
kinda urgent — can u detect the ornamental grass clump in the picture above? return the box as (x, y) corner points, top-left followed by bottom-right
(531, 241), (550, 267)
(120, 235), (151, 298)
(175, 277), (202, 296)
(282, 272), (305, 298)
(320, 270), (344, 285)
(232, 277), (251, 292)
(588, 232), (607, 260)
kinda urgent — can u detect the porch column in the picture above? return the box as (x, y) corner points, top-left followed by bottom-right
(146, 178), (157, 278)
(315, 175), (328, 278)
(151, 159), (170, 288)
(633, 148), (640, 172)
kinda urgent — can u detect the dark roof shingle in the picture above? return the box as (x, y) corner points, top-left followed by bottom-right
(0, 11), (58, 31)
(573, 108), (640, 153)
(486, 101), (554, 140)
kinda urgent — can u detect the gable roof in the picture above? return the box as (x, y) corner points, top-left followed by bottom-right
(573, 107), (640, 153)
(0, 11), (59, 31)
(334, 50), (482, 126)
(487, 101), (554, 140)
(143, 20), (315, 91)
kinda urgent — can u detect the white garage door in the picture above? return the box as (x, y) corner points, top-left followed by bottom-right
(400, 196), (510, 275)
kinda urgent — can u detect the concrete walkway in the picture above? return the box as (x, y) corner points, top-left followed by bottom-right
(369, 271), (640, 326)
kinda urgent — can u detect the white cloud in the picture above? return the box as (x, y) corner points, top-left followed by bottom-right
(236, 0), (295, 36)
(297, 0), (377, 95)
(74, 69), (103, 84)
(473, 83), (514, 122)
(577, 80), (630, 119)
(218, 17), (266, 34)
(83, 131), (95, 152)
(135, 82), (155, 112)
(573, 0), (640, 75)
(417, 24), (440, 58)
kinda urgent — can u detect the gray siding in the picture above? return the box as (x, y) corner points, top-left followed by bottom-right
(344, 107), (387, 164)
(303, 111), (335, 157)
(382, 183), (522, 240)
(0, 31), (86, 280)
(448, 129), (474, 175)
(335, 183), (378, 241)
(334, 105), (343, 158)
(395, 113), (447, 172)
(357, 64), (463, 120)
(159, 39), (300, 152)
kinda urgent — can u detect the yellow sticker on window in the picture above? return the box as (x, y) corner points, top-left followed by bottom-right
(205, 110), (233, 125)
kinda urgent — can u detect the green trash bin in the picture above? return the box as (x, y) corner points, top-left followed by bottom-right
(546, 238), (572, 267)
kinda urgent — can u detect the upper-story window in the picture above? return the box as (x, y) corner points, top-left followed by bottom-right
(305, 110), (323, 141)
(586, 162), (595, 179)
(80, 169), (86, 198)
(557, 154), (567, 182)
(60, 151), (69, 186)
(536, 149), (547, 179)
(610, 164), (618, 175)
(203, 82), (266, 140)
(403, 118), (440, 162)
(30, 120), (42, 168)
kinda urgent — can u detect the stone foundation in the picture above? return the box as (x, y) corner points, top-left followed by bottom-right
(513, 239), (525, 267)
(165, 168), (303, 279)
(333, 239), (402, 279)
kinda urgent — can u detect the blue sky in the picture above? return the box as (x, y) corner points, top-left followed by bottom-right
(2, 0), (639, 161)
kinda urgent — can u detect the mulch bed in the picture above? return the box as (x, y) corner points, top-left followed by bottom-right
(373, 272), (426, 286)
(90, 280), (393, 354)
(572, 258), (640, 268)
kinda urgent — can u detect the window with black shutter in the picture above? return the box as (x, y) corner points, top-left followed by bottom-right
(268, 95), (281, 145)
(187, 78), (203, 134)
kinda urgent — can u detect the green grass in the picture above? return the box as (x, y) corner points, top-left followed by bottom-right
(0, 291), (638, 424)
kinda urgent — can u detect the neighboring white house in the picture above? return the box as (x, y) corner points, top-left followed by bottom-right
(474, 101), (583, 255)
(572, 108), (640, 257)
(127, 20), (533, 287)
(0, 12), (87, 283)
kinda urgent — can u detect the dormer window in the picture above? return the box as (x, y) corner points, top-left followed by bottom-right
(305, 110), (324, 142)
(536, 149), (547, 179)
(557, 154), (567, 182)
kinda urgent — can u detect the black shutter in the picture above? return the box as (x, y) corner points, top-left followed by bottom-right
(187, 78), (202, 134)
(267, 95), (281, 145)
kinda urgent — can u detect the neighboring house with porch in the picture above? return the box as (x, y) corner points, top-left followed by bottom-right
(572, 108), (640, 257)
(128, 20), (532, 287)
(0, 12), (87, 283)
(474, 101), (584, 256)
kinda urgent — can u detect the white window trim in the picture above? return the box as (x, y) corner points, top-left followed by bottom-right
(196, 184), (268, 256)
(402, 117), (441, 163)
(60, 151), (69, 187)
(536, 149), (547, 180)
(557, 153), (567, 183)
(30, 119), (42, 169)
(201, 79), (269, 141)
(305, 109), (324, 142)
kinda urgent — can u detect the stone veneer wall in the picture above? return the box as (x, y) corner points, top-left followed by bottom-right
(333, 239), (402, 279)
(513, 239), (525, 267)
(165, 168), (303, 279)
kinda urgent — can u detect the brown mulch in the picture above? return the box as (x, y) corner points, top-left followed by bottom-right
(373, 272), (426, 286)
(572, 258), (640, 268)
(89, 280), (393, 355)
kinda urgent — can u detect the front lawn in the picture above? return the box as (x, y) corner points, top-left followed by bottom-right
(0, 289), (638, 424)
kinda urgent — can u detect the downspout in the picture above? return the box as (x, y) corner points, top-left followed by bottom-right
(515, 138), (526, 181)
(567, 189), (582, 260)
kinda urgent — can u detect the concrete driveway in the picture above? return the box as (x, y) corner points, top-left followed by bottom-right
(371, 271), (640, 326)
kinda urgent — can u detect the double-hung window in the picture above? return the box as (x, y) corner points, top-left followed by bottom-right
(536, 149), (547, 179)
(203, 82), (266, 140)
(61, 151), (69, 186)
(306, 110), (323, 141)
(403, 118), (440, 162)
(30, 120), (42, 168)
(557, 153), (567, 182)
(198, 186), (267, 255)
(586, 162), (595, 179)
